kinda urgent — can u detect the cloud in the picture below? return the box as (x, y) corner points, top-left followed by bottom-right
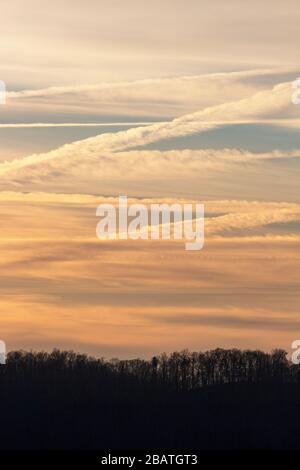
(38, 81), (295, 153)
(0, 191), (299, 356)
(147, 308), (300, 331)
(0, 145), (300, 201)
(0, 192), (299, 240)
(0, 122), (157, 128)
(1, 78), (300, 201)
(205, 208), (300, 236)
(4, 68), (297, 121)
(0, 227), (299, 355)
(0, 79), (297, 172)
(2, 0), (300, 94)
(1, 147), (299, 180)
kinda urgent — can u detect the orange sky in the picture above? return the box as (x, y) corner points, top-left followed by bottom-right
(0, 194), (299, 357)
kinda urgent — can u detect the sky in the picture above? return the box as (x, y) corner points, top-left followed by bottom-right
(0, 1), (299, 358)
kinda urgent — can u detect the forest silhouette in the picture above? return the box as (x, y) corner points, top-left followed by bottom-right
(0, 348), (299, 449)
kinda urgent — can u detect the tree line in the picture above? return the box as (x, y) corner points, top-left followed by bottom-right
(1, 348), (300, 449)
(2, 347), (299, 390)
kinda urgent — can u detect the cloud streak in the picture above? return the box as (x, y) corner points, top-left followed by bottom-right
(4, 68), (298, 122)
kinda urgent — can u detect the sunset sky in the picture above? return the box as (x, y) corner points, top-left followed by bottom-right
(0, 0), (299, 358)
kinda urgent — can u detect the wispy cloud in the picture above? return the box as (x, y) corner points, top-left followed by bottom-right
(0, 122), (158, 128)
(0, 79), (299, 200)
(4, 68), (297, 121)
